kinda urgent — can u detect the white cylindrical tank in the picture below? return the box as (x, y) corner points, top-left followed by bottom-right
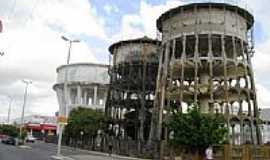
(53, 63), (109, 115)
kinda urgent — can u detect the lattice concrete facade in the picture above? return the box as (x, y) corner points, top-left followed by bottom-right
(151, 2), (261, 147)
(53, 63), (109, 116)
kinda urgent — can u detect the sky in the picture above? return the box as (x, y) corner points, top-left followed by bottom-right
(0, 0), (270, 121)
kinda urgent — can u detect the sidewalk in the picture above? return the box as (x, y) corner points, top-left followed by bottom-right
(61, 146), (149, 160)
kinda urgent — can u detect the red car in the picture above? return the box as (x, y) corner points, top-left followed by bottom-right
(0, 134), (7, 139)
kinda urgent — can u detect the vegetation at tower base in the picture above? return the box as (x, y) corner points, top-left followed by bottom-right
(64, 107), (106, 147)
(167, 105), (228, 155)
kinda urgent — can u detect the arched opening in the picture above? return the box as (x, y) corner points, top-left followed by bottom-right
(240, 78), (246, 88)
(181, 102), (188, 113)
(242, 100), (249, 115)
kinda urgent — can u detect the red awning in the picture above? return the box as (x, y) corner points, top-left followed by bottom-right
(42, 124), (56, 130)
(25, 124), (57, 131)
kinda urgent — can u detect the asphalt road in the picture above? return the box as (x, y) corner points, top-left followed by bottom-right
(0, 141), (137, 160)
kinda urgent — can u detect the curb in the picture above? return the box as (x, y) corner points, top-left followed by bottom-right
(61, 146), (149, 160)
(51, 155), (74, 160)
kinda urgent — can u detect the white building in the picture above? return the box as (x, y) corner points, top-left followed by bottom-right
(53, 63), (109, 116)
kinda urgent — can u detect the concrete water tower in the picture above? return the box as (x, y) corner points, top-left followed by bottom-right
(153, 2), (261, 145)
(106, 37), (160, 153)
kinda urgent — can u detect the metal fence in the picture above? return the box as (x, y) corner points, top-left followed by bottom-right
(213, 145), (270, 160)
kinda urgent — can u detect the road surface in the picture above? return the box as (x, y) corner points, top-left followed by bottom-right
(0, 141), (132, 160)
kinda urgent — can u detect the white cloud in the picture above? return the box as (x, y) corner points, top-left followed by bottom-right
(104, 4), (119, 15)
(139, 0), (184, 38)
(247, 0), (270, 38)
(109, 0), (184, 43)
(257, 84), (270, 109)
(0, 0), (101, 119)
(253, 42), (270, 79)
(109, 14), (144, 42)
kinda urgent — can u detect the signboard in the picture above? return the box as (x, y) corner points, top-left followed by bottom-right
(57, 116), (68, 125)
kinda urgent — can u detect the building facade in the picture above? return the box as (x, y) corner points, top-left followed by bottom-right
(13, 115), (57, 139)
(53, 63), (109, 116)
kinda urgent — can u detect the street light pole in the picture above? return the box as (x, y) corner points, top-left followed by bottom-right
(57, 36), (80, 157)
(7, 96), (13, 124)
(20, 80), (32, 139)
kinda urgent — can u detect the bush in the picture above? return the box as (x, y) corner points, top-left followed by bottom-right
(0, 124), (19, 138)
(167, 105), (228, 153)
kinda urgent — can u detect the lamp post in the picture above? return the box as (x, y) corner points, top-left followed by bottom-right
(56, 36), (80, 157)
(7, 96), (13, 124)
(20, 80), (32, 139)
(80, 131), (84, 147)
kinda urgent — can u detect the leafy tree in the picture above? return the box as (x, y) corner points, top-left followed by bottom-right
(64, 107), (106, 143)
(167, 105), (228, 154)
(0, 124), (19, 137)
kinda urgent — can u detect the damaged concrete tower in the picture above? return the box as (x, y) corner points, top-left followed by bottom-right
(153, 2), (261, 146)
(106, 37), (160, 154)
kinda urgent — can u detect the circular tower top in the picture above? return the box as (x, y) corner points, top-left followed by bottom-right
(157, 2), (254, 32)
(109, 36), (161, 65)
(54, 63), (109, 89)
(109, 36), (160, 54)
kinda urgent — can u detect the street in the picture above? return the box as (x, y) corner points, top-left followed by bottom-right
(0, 141), (136, 160)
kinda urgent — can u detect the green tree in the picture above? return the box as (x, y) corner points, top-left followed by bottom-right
(0, 124), (19, 137)
(167, 105), (228, 155)
(64, 107), (106, 145)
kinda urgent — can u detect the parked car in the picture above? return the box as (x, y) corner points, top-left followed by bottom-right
(25, 135), (36, 143)
(0, 134), (7, 140)
(1, 136), (16, 145)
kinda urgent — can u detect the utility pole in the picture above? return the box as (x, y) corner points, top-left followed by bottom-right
(20, 80), (32, 139)
(56, 36), (80, 157)
(7, 96), (13, 124)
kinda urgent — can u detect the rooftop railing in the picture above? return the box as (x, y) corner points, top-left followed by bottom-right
(180, 0), (253, 14)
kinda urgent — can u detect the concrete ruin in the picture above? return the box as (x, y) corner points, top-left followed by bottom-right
(53, 63), (109, 115)
(106, 37), (160, 154)
(150, 2), (261, 151)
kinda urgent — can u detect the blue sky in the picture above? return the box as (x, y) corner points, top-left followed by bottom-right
(83, 0), (268, 62)
(0, 0), (270, 121)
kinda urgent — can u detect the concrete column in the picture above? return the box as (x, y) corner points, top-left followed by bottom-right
(94, 86), (98, 105)
(199, 72), (210, 113)
(77, 85), (82, 104)
(57, 88), (65, 116)
(103, 89), (107, 106)
(83, 89), (88, 105)
(232, 124), (235, 145)
(67, 87), (71, 106)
